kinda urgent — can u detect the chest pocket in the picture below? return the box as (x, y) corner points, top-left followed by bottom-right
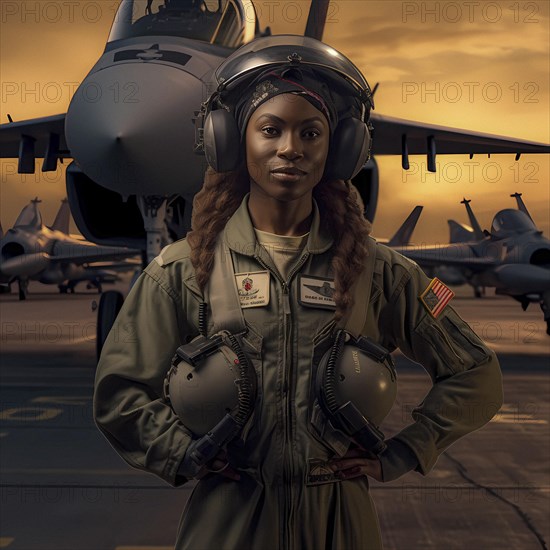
(307, 319), (354, 458)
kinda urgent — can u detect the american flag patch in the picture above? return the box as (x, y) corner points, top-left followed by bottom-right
(419, 278), (455, 318)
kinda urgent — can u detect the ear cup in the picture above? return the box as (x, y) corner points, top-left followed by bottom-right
(324, 118), (372, 181)
(203, 110), (241, 172)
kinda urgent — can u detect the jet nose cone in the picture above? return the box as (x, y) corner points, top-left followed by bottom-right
(65, 63), (208, 197)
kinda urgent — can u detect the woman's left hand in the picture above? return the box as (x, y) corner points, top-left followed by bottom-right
(327, 447), (383, 482)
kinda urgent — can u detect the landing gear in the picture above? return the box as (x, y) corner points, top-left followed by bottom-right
(137, 195), (168, 264)
(96, 290), (124, 360)
(85, 279), (103, 294)
(540, 291), (550, 336)
(58, 284), (77, 294)
(18, 279), (28, 300)
(474, 286), (485, 298)
(95, 196), (168, 360)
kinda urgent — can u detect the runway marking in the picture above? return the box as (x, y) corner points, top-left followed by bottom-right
(0, 407), (62, 421)
(491, 417), (547, 424)
(490, 403), (548, 424)
(0, 538), (14, 548)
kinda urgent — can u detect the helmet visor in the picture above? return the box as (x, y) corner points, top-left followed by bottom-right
(214, 35), (371, 100)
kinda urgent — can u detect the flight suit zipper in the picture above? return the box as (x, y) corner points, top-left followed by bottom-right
(253, 254), (291, 549)
(281, 281), (292, 550)
(254, 251), (309, 550)
(282, 253), (309, 549)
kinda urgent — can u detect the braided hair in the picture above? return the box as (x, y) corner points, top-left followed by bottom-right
(187, 167), (371, 322)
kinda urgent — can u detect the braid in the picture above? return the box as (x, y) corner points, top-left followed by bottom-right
(187, 166), (249, 292)
(188, 170), (371, 322)
(314, 180), (372, 322)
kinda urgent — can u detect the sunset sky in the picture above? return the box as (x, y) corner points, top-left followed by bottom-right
(1, 0), (548, 242)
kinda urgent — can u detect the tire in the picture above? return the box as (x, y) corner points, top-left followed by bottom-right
(96, 290), (124, 361)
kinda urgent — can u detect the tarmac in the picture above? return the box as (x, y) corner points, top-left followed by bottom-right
(0, 279), (548, 550)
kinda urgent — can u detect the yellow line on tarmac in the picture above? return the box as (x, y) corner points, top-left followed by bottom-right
(0, 538), (15, 548)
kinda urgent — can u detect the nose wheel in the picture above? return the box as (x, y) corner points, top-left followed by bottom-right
(95, 195), (170, 360)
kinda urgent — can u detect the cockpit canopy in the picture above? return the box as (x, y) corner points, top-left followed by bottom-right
(108, 0), (257, 47)
(491, 209), (537, 237)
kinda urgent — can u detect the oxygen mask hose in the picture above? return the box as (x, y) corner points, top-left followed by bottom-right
(225, 332), (254, 426)
(324, 329), (347, 414)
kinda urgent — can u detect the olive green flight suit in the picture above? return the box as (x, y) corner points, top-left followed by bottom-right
(94, 196), (504, 550)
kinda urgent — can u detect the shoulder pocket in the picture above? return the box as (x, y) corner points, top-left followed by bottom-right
(440, 312), (490, 367)
(415, 311), (490, 376)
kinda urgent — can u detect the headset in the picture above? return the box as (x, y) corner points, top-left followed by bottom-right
(194, 35), (374, 181)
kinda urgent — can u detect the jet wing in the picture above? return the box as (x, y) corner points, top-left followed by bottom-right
(393, 244), (501, 270)
(0, 114), (69, 172)
(2, 107), (548, 172)
(83, 259), (142, 271)
(370, 113), (550, 157)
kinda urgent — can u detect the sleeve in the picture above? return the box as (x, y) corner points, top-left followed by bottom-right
(93, 261), (195, 487)
(378, 261), (504, 477)
(378, 439), (419, 482)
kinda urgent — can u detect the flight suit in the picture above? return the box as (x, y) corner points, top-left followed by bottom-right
(94, 195), (504, 550)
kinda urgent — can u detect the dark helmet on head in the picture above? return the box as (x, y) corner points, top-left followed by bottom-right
(195, 35), (374, 180)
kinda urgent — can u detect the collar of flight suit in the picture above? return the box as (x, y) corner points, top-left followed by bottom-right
(223, 194), (334, 261)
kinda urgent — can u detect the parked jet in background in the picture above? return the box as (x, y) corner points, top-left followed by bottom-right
(395, 196), (550, 334)
(375, 205), (423, 247)
(0, 199), (140, 299)
(438, 199), (486, 295)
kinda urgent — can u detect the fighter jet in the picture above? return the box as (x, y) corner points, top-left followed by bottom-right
(0, 198), (140, 300)
(394, 197), (550, 334)
(437, 199), (486, 295)
(1, 0), (549, 264)
(1, 0), (549, 351)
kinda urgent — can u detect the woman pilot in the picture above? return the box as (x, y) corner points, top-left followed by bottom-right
(94, 35), (504, 550)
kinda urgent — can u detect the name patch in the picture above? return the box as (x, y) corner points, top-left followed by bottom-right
(235, 271), (270, 308)
(298, 274), (336, 310)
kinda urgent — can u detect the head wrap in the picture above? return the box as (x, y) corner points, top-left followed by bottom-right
(232, 66), (339, 137)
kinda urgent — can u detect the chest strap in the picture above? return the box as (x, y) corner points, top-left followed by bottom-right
(205, 238), (247, 335)
(341, 237), (377, 337)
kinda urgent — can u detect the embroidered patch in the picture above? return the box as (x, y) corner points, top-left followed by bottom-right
(419, 277), (455, 318)
(250, 80), (279, 109)
(298, 275), (336, 310)
(235, 271), (270, 308)
(305, 458), (341, 486)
